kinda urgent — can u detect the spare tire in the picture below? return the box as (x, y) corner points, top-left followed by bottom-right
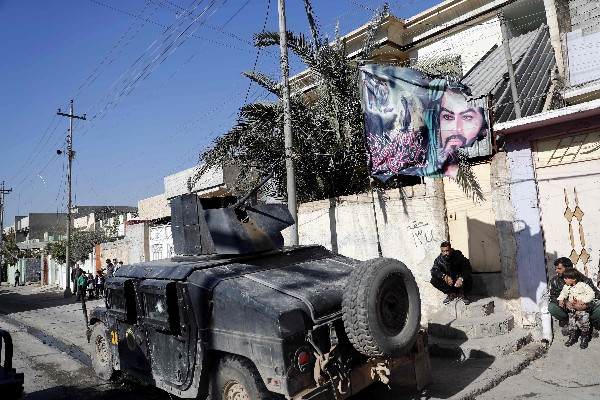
(342, 258), (421, 357)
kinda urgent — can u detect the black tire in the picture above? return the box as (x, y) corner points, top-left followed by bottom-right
(90, 322), (116, 381)
(208, 355), (276, 400)
(342, 258), (421, 357)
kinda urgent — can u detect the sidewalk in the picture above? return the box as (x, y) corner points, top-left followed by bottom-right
(0, 283), (104, 367)
(0, 284), (555, 399)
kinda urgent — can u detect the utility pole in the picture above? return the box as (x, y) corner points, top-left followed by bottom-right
(278, 0), (299, 246)
(0, 181), (13, 281)
(57, 100), (86, 297)
(499, 11), (522, 119)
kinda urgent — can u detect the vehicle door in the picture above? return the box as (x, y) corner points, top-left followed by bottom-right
(138, 280), (193, 388)
(105, 277), (152, 380)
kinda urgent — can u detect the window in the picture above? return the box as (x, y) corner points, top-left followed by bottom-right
(152, 244), (163, 260)
(105, 278), (136, 322)
(145, 293), (168, 322)
(139, 280), (179, 332)
(110, 289), (126, 311)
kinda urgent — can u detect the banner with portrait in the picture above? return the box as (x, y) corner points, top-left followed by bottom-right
(359, 65), (489, 181)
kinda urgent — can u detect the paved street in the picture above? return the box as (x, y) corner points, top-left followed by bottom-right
(477, 331), (600, 400)
(0, 284), (171, 400)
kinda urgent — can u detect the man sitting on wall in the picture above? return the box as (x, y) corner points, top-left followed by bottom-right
(430, 241), (473, 305)
(549, 257), (600, 339)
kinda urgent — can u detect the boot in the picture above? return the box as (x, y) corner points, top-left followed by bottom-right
(580, 331), (590, 349)
(565, 329), (579, 347)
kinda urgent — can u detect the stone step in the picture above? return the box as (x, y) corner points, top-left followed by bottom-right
(432, 297), (496, 319)
(428, 312), (515, 339)
(428, 328), (533, 359)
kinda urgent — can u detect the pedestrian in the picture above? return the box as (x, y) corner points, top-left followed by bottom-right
(14, 269), (20, 287)
(105, 259), (114, 277)
(558, 267), (596, 349)
(70, 265), (78, 293)
(72, 264), (83, 295)
(96, 272), (104, 298)
(548, 257), (600, 343)
(87, 272), (95, 299)
(76, 271), (88, 302)
(430, 241), (473, 305)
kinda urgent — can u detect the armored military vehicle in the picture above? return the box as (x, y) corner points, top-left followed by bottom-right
(88, 190), (429, 399)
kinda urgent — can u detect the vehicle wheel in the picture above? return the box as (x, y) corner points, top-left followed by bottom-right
(90, 322), (116, 381)
(208, 355), (275, 400)
(342, 258), (421, 357)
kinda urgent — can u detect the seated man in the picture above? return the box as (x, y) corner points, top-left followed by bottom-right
(430, 241), (473, 305)
(548, 257), (600, 339)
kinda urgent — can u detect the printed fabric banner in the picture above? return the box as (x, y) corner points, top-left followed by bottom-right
(359, 65), (489, 180)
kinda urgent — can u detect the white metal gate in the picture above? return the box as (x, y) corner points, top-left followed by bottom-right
(535, 131), (600, 282)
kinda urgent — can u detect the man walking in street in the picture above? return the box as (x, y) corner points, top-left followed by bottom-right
(430, 241), (473, 305)
(548, 257), (600, 341)
(14, 269), (20, 287)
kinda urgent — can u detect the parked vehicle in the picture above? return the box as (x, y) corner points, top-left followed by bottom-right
(89, 190), (430, 399)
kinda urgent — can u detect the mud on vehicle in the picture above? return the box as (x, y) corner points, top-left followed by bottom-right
(89, 192), (431, 399)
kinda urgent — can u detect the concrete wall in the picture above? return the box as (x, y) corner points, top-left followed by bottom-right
(284, 179), (449, 322)
(138, 194), (171, 220)
(490, 152), (524, 324)
(566, 29), (600, 86)
(411, 17), (501, 74)
(100, 240), (129, 266)
(568, 0), (600, 35)
(506, 139), (548, 326)
(126, 222), (149, 264)
(46, 255), (63, 287)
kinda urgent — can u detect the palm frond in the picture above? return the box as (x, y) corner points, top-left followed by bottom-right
(455, 150), (485, 202)
(360, 4), (389, 60)
(242, 71), (281, 95)
(303, 0), (321, 50)
(412, 54), (463, 80)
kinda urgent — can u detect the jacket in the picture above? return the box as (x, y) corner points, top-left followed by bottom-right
(431, 250), (472, 281)
(549, 274), (600, 309)
(557, 281), (596, 304)
(77, 274), (88, 288)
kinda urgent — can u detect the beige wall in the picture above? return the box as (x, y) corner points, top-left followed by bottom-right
(100, 240), (129, 266)
(138, 194), (171, 220)
(444, 162), (502, 273)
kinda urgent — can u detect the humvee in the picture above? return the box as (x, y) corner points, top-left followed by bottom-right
(89, 192), (430, 399)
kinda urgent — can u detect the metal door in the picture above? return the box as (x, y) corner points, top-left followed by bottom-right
(444, 162), (502, 272)
(535, 132), (600, 282)
(117, 322), (151, 379)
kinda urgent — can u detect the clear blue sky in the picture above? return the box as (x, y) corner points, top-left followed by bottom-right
(0, 0), (439, 227)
